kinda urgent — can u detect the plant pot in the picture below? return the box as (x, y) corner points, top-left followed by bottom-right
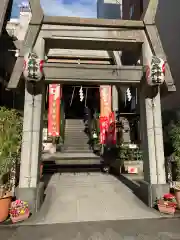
(158, 203), (175, 214)
(11, 211), (30, 223)
(175, 189), (180, 209)
(0, 196), (11, 223)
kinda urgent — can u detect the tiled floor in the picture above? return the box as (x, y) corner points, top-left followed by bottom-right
(33, 173), (161, 224)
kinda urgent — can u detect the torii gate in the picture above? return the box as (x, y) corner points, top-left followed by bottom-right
(4, 0), (176, 212)
(0, 0), (11, 36)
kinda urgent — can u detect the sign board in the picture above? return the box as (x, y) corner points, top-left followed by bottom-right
(100, 86), (111, 117)
(127, 166), (138, 174)
(107, 111), (116, 145)
(146, 56), (165, 86)
(99, 86), (111, 144)
(48, 84), (61, 137)
(99, 116), (109, 144)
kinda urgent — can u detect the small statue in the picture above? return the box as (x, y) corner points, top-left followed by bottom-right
(119, 117), (131, 144)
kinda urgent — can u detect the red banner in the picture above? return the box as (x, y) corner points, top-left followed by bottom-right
(48, 84), (61, 137)
(99, 116), (109, 144)
(99, 86), (112, 144)
(107, 112), (116, 145)
(100, 86), (112, 117)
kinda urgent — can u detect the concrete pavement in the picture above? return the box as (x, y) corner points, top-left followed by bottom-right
(1, 218), (180, 239)
(1, 173), (180, 239)
(30, 172), (161, 224)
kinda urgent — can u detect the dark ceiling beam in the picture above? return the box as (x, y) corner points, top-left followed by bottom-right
(43, 63), (143, 85)
(45, 38), (142, 52)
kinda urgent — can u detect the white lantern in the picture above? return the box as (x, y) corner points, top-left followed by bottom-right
(146, 56), (165, 86)
(23, 52), (44, 83)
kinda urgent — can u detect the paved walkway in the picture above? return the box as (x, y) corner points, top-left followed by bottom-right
(1, 218), (180, 239)
(32, 173), (161, 224)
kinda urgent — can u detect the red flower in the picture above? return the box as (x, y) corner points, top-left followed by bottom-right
(163, 193), (174, 199)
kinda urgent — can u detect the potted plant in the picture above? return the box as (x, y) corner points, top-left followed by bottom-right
(154, 193), (177, 214)
(0, 107), (22, 222)
(9, 199), (30, 223)
(169, 122), (180, 209)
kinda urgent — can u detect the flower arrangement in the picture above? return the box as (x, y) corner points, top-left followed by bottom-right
(9, 199), (30, 223)
(154, 193), (177, 214)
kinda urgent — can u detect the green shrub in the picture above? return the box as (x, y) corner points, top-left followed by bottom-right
(0, 107), (23, 196)
(170, 121), (180, 181)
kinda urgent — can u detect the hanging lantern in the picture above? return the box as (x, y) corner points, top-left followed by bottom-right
(23, 52), (44, 82)
(146, 56), (165, 86)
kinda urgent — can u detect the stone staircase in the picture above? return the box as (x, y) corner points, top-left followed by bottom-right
(43, 119), (101, 172)
(63, 119), (91, 153)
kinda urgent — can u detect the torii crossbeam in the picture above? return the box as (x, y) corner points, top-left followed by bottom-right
(6, 0), (175, 92)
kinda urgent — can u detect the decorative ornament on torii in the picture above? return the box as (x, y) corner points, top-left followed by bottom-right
(23, 51), (44, 83)
(146, 56), (165, 86)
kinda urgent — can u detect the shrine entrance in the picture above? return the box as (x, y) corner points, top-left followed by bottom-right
(7, 0), (175, 214)
(62, 85), (100, 119)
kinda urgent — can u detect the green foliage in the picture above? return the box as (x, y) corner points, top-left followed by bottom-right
(0, 107), (23, 188)
(119, 145), (142, 161)
(169, 121), (180, 181)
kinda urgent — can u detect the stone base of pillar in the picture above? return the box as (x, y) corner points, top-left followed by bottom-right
(15, 182), (44, 214)
(137, 181), (169, 207)
(111, 172), (170, 208)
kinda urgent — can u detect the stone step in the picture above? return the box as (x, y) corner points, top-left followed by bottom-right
(64, 139), (89, 142)
(63, 149), (91, 153)
(64, 138), (89, 144)
(65, 129), (87, 133)
(64, 145), (90, 148)
(64, 134), (88, 138)
(63, 151), (92, 154)
(65, 130), (85, 133)
(65, 125), (84, 128)
(43, 163), (101, 174)
(42, 152), (101, 160)
(63, 146), (91, 150)
(43, 159), (101, 168)
(42, 152), (102, 170)
(63, 144), (90, 148)
(64, 118), (91, 154)
(65, 126), (84, 129)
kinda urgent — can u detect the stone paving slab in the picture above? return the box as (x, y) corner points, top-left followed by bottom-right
(0, 226), (17, 239)
(1, 218), (180, 240)
(31, 173), (161, 224)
